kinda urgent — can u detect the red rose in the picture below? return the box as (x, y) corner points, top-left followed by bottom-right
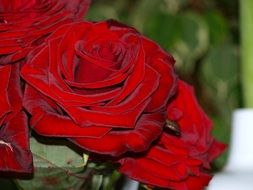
(21, 20), (177, 156)
(0, 0), (90, 64)
(118, 80), (226, 189)
(0, 64), (33, 173)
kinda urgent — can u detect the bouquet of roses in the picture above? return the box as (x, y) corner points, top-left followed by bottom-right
(0, 0), (225, 189)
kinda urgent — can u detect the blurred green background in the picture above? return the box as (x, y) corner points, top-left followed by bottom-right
(86, 0), (240, 170)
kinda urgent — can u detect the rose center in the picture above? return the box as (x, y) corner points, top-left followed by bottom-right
(74, 41), (125, 83)
(0, 140), (13, 152)
(90, 41), (124, 64)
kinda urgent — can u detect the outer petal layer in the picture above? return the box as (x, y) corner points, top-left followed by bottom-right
(0, 0), (91, 64)
(117, 80), (226, 189)
(0, 64), (33, 173)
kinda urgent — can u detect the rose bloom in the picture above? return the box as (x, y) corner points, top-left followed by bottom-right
(21, 20), (177, 156)
(0, 0), (90, 64)
(118, 81), (226, 189)
(0, 64), (33, 173)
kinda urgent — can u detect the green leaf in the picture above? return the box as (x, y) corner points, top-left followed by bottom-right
(204, 10), (230, 45)
(172, 12), (209, 73)
(202, 43), (239, 91)
(141, 10), (209, 74)
(200, 43), (240, 169)
(16, 138), (89, 190)
(143, 11), (181, 50)
(103, 170), (121, 190)
(129, 0), (163, 31)
(201, 42), (240, 121)
(91, 175), (103, 190)
(86, 4), (119, 21)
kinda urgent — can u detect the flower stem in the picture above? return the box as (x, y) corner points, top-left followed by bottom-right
(241, 0), (253, 107)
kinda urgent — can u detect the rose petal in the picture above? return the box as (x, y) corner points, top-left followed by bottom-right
(71, 113), (164, 156)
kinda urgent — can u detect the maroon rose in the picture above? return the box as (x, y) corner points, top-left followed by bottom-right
(118, 80), (226, 189)
(0, 64), (33, 173)
(0, 0), (91, 64)
(21, 20), (177, 156)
